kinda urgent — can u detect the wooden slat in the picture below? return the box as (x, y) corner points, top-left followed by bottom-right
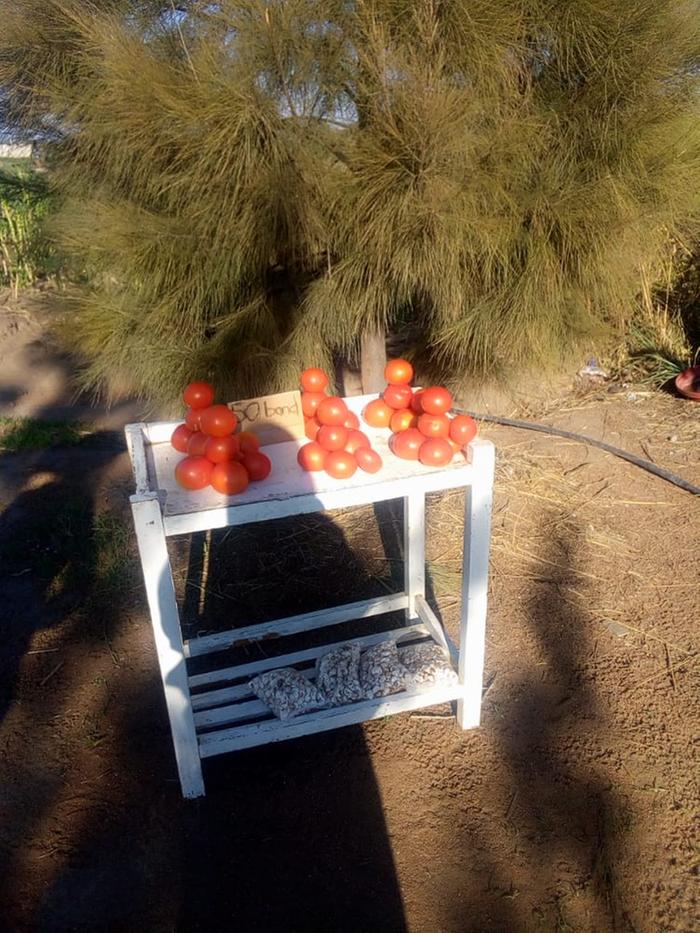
(415, 595), (458, 664)
(184, 593), (408, 659)
(194, 697), (270, 729)
(188, 622), (429, 689)
(125, 423), (151, 495)
(198, 682), (464, 757)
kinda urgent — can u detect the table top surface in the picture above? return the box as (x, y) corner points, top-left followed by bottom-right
(133, 394), (484, 519)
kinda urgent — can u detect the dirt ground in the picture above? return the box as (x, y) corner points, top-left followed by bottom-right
(0, 297), (698, 932)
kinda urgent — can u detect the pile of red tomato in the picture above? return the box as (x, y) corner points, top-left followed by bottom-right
(362, 359), (477, 466)
(171, 381), (272, 494)
(297, 368), (383, 478)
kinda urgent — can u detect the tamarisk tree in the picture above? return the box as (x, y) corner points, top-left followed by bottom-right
(1, 0), (699, 401)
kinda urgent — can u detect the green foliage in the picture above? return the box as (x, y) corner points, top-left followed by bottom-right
(0, 162), (55, 295)
(0, 416), (85, 450)
(1, 0), (699, 402)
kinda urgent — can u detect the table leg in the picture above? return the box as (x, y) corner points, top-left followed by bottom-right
(131, 494), (205, 798)
(457, 440), (495, 729)
(403, 491), (426, 621)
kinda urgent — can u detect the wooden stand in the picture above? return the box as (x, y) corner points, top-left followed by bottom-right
(126, 395), (495, 799)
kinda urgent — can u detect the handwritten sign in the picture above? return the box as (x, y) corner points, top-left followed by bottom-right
(228, 390), (305, 446)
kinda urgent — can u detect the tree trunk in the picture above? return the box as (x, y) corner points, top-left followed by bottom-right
(360, 327), (387, 394)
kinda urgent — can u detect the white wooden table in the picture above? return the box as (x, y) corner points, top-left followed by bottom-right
(126, 394), (495, 799)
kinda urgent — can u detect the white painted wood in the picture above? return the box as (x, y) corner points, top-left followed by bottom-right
(188, 623), (430, 690)
(198, 682), (464, 757)
(194, 697), (270, 729)
(404, 491), (425, 619)
(415, 595), (458, 664)
(184, 593), (409, 659)
(130, 494), (205, 798)
(125, 423), (151, 495)
(456, 438), (495, 729)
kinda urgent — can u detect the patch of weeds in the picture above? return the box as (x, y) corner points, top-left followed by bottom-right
(0, 417), (86, 451)
(91, 511), (135, 598)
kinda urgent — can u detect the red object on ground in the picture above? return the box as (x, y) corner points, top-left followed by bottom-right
(675, 365), (700, 400)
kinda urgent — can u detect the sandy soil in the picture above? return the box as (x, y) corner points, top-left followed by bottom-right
(0, 301), (698, 932)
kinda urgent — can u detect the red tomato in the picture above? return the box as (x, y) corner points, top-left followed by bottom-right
(383, 384), (413, 410)
(297, 441), (327, 472)
(410, 389), (425, 414)
(362, 398), (393, 428)
(448, 438), (463, 455)
(242, 451), (272, 481)
(183, 381), (215, 410)
(344, 429), (370, 454)
(199, 404), (237, 437)
(390, 409), (418, 433)
(317, 424), (349, 451)
(343, 411), (360, 431)
(185, 407), (202, 431)
(304, 417), (320, 440)
(449, 414), (477, 446)
(325, 449), (357, 479)
(384, 359), (414, 386)
(300, 368), (329, 393)
(355, 447), (382, 474)
(389, 428), (424, 460)
(238, 431), (260, 455)
(417, 413), (450, 438)
(171, 423), (193, 453)
(316, 396), (348, 426)
(301, 391), (326, 418)
(205, 434), (239, 463)
(210, 460), (249, 495)
(418, 437), (454, 467)
(420, 386), (453, 415)
(175, 456), (213, 490)
(187, 432), (209, 457)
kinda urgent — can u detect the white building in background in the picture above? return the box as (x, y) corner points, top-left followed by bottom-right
(0, 143), (32, 159)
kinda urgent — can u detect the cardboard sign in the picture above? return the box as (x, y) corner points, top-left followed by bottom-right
(228, 390), (305, 445)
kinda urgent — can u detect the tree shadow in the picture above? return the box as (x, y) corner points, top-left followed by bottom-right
(445, 517), (633, 930)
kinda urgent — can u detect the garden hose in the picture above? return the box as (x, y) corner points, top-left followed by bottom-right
(454, 409), (700, 496)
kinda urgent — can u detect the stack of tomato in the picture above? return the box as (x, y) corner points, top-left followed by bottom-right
(170, 381), (272, 494)
(297, 368), (383, 478)
(362, 359), (477, 466)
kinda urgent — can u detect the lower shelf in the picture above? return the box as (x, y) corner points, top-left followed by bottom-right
(198, 678), (463, 758)
(190, 622), (461, 758)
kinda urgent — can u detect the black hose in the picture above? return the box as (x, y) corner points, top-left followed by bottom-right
(454, 409), (700, 496)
